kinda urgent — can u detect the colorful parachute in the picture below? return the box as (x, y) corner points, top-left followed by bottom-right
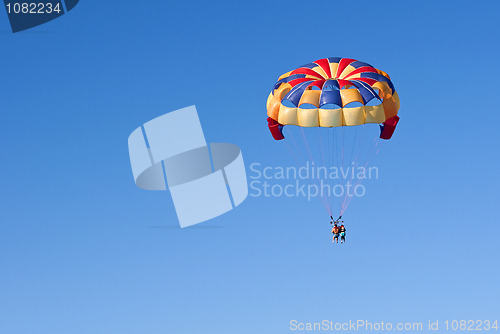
(266, 57), (400, 217)
(267, 57), (400, 141)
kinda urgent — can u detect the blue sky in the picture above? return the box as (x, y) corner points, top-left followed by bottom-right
(1, 1), (499, 333)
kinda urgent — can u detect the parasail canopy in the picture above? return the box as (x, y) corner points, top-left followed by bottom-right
(267, 57), (400, 141)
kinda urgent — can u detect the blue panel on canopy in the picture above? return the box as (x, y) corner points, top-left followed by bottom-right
(273, 74), (306, 90)
(349, 61), (373, 69)
(283, 81), (313, 106)
(322, 79), (340, 90)
(327, 57), (342, 64)
(360, 73), (395, 93)
(350, 81), (380, 104)
(319, 90), (342, 107)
